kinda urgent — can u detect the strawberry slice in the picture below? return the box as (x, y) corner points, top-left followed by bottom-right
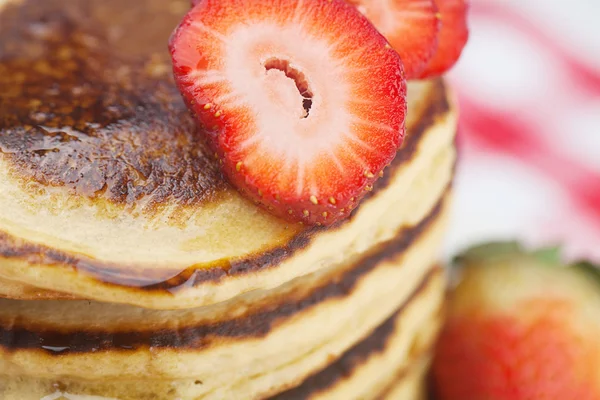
(417, 0), (470, 78)
(170, 0), (406, 226)
(346, 0), (441, 79)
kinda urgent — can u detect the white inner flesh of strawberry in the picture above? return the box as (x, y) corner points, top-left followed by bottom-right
(263, 58), (312, 119)
(223, 24), (353, 195)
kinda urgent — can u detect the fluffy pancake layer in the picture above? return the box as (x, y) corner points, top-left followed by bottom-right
(0, 195), (450, 398)
(0, 194), (450, 376)
(0, 0), (456, 308)
(0, 266), (445, 400)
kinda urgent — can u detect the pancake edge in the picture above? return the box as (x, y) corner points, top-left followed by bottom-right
(267, 267), (442, 400)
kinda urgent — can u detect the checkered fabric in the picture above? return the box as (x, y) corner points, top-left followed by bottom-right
(445, 0), (600, 261)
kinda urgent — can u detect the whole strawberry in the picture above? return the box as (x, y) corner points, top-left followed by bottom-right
(432, 242), (600, 400)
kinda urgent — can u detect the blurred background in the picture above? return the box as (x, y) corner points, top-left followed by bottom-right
(444, 0), (600, 261)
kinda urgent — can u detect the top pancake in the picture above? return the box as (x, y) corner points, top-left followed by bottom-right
(0, 0), (457, 309)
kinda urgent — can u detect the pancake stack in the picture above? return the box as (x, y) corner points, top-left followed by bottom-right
(0, 0), (458, 398)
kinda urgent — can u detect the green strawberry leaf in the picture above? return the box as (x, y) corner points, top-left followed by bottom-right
(453, 241), (523, 266)
(454, 240), (597, 271)
(531, 246), (562, 265)
(574, 260), (600, 284)
(452, 242), (600, 290)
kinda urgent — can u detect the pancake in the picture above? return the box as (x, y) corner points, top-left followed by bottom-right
(0, 192), (449, 390)
(0, 265), (445, 400)
(0, 0), (457, 309)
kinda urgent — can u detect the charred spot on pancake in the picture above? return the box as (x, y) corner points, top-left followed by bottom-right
(0, 0), (228, 210)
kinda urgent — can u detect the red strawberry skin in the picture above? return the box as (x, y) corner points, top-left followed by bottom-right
(170, 0), (406, 226)
(432, 244), (600, 400)
(418, 0), (469, 78)
(347, 0), (441, 79)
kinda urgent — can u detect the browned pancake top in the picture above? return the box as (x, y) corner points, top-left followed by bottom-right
(0, 0), (227, 207)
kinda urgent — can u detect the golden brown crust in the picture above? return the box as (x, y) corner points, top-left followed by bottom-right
(0, 0), (226, 209)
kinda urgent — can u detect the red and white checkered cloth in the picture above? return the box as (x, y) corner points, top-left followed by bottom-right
(444, 0), (600, 261)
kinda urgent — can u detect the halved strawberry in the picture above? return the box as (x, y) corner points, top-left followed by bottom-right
(417, 0), (469, 78)
(346, 0), (441, 79)
(170, 0), (406, 226)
